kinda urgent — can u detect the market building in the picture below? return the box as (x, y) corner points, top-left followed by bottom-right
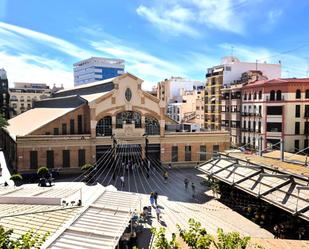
(4, 73), (230, 173)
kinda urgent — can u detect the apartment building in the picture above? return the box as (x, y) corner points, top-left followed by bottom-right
(222, 76), (309, 152)
(9, 83), (52, 117)
(0, 69), (10, 119)
(221, 71), (267, 146)
(167, 87), (205, 128)
(205, 56), (281, 130)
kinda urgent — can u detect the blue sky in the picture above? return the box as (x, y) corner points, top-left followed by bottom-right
(0, 0), (309, 89)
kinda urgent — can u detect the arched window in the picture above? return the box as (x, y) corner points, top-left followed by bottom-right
(244, 93), (247, 100)
(10, 95), (17, 101)
(270, 90), (275, 101)
(116, 111), (141, 128)
(306, 90), (309, 99)
(145, 116), (160, 135)
(96, 116), (112, 136)
(276, 90), (282, 101)
(259, 91), (262, 99)
(296, 89), (301, 99)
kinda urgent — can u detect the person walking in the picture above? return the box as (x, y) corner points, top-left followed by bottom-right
(120, 175), (125, 188)
(163, 171), (168, 183)
(150, 192), (155, 207)
(191, 182), (196, 198)
(184, 178), (189, 190)
(156, 207), (161, 222)
(154, 192), (158, 206)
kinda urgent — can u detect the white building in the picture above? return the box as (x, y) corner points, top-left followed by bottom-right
(206, 56), (281, 86)
(157, 77), (204, 103)
(74, 57), (125, 86)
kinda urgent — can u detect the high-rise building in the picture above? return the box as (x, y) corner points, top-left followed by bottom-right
(0, 69), (10, 119)
(205, 56), (281, 130)
(73, 57), (125, 86)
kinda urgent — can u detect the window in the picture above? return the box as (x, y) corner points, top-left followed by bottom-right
(70, 119), (75, 134)
(200, 145), (206, 161)
(125, 88), (132, 101)
(78, 115), (83, 134)
(244, 93), (247, 100)
(116, 111), (141, 128)
(258, 121), (261, 133)
(270, 90), (275, 101)
(267, 106), (282, 115)
(276, 90), (282, 100)
(295, 122), (300, 135)
(172, 146), (178, 162)
(305, 122), (309, 134)
(295, 105), (300, 118)
(213, 145), (219, 156)
(296, 89), (301, 99)
(306, 90), (309, 99)
(54, 128), (59, 135)
(266, 122), (282, 132)
(78, 149), (85, 167)
(62, 123), (67, 135)
(30, 151), (38, 169)
(305, 105), (309, 117)
(259, 106), (262, 116)
(145, 116), (160, 135)
(294, 140), (300, 152)
(47, 150), (54, 169)
(96, 116), (112, 136)
(259, 91), (262, 99)
(253, 92), (257, 100)
(63, 150), (70, 168)
(185, 146), (191, 161)
(248, 93), (252, 100)
(243, 136), (246, 144)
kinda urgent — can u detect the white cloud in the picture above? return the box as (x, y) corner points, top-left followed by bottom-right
(268, 9), (283, 24)
(0, 22), (93, 59)
(136, 0), (248, 37)
(0, 51), (73, 88)
(136, 5), (199, 37)
(90, 40), (186, 89)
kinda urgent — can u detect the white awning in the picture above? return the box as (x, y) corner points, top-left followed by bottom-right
(213, 67), (224, 73)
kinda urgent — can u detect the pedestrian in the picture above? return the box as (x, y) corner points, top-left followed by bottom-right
(154, 192), (158, 206)
(191, 182), (195, 198)
(168, 163), (172, 169)
(163, 171), (168, 183)
(150, 192), (155, 207)
(146, 172), (150, 179)
(120, 175), (125, 188)
(156, 207), (161, 221)
(273, 224), (279, 239)
(126, 164), (129, 171)
(147, 159), (151, 170)
(184, 178), (189, 190)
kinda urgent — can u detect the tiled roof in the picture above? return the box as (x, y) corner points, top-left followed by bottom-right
(243, 78), (309, 88)
(7, 107), (75, 139)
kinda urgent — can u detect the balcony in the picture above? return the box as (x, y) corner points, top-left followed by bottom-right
(241, 112), (248, 116)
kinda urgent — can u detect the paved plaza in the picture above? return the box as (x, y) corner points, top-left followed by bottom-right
(95, 163), (273, 245)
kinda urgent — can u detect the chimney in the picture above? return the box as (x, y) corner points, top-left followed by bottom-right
(280, 138), (284, 161)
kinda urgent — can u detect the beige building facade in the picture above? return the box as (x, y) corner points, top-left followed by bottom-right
(6, 73), (230, 173)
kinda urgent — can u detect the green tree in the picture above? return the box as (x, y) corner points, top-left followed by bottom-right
(177, 218), (213, 249)
(10, 173), (23, 186)
(81, 163), (94, 171)
(37, 166), (49, 177)
(0, 113), (8, 129)
(213, 228), (250, 249)
(151, 227), (180, 249)
(0, 225), (49, 249)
